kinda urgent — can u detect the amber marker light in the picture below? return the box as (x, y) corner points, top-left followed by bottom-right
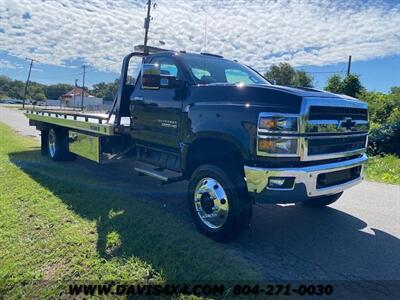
(258, 139), (276, 151)
(259, 118), (277, 130)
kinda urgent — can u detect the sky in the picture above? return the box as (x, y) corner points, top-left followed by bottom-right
(0, 0), (399, 92)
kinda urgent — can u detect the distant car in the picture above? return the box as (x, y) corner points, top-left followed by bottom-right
(3, 99), (23, 104)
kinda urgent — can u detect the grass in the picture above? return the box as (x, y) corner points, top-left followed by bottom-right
(0, 123), (261, 298)
(365, 155), (400, 185)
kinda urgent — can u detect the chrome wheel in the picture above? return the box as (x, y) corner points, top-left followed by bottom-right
(194, 177), (229, 230)
(48, 130), (56, 158)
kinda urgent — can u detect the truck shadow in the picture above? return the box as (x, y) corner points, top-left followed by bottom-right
(8, 150), (400, 283)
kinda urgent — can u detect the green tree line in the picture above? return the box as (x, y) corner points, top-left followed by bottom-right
(0, 75), (118, 101)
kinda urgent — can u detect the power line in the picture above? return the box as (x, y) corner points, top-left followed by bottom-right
(306, 70), (345, 74)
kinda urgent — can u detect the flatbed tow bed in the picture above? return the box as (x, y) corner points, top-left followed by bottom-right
(25, 108), (130, 136)
(25, 108), (132, 163)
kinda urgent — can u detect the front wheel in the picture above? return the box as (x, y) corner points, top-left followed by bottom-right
(188, 164), (252, 241)
(301, 192), (343, 207)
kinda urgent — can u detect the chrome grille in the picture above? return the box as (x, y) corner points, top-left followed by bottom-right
(309, 106), (368, 121)
(300, 98), (369, 161)
(307, 135), (367, 156)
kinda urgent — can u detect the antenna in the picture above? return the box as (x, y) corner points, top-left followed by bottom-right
(143, 0), (153, 54)
(203, 6), (208, 52)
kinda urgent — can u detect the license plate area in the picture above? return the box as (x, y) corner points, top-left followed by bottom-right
(317, 166), (361, 189)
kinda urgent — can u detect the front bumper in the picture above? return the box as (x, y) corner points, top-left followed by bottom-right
(244, 154), (368, 204)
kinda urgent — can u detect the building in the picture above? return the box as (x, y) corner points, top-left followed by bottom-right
(60, 87), (103, 108)
(60, 87), (91, 101)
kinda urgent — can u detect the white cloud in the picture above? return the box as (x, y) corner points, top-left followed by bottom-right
(0, 58), (22, 69)
(0, 0), (399, 73)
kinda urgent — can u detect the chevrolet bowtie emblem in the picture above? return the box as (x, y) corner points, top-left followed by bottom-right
(338, 117), (357, 131)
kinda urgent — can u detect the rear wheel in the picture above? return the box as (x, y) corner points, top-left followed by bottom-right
(302, 192), (343, 207)
(188, 164), (252, 241)
(47, 128), (76, 161)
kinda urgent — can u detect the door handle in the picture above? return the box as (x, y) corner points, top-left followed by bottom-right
(133, 96), (143, 101)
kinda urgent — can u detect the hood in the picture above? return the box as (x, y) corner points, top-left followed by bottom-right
(265, 85), (365, 103)
(189, 83), (365, 114)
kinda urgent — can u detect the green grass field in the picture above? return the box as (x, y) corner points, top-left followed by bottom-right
(365, 155), (400, 185)
(0, 123), (261, 298)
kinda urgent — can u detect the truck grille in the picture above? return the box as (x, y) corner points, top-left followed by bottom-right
(308, 135), (367, 156)
(309, 106), (368, 121)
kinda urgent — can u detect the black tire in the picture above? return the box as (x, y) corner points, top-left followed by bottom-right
(302, 192), (343, 208)
(47, 128), (76, 161)
(40, 130), (49, 156)
(188, 164), (252, 241)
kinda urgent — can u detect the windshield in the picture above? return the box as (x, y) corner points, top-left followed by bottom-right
(180, 54), (270, 85)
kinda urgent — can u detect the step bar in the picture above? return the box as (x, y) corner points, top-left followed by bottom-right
(134, 162), (183, 184)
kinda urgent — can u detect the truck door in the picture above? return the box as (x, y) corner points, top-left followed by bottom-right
(131, 56), (183, 150)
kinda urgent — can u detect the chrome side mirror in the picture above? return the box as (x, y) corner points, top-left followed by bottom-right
(141, 64), (161, 90)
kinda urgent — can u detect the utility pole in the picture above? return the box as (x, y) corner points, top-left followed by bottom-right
(74, 79), (78, 109)
(23, 58), (37, 108)
(143, 0), (152, 54)
(347, 55), (352, 76)
(81, 65), (86, 110)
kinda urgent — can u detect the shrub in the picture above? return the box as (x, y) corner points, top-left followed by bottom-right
(368, 120), (400, 156)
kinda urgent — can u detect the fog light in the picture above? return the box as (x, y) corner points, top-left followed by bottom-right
(268, 177), (295, 189)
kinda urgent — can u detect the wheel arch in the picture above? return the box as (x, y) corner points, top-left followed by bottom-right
(182, 132), (249, 178)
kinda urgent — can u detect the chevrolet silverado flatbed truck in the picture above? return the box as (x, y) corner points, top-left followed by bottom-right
(25, 47), (369, 240)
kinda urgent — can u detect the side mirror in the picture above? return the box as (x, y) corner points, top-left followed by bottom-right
(141, 64), (161, 90)
(160, 75), (178, 89)
(141, 64), (178, 90)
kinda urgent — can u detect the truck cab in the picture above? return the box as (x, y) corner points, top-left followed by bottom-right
(26, 48), (369, 240)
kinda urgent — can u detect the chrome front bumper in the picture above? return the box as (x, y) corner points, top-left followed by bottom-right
(244, 154), (367, 203)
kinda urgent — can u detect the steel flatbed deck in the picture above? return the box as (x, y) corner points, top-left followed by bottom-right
(25, 109), (130, 136)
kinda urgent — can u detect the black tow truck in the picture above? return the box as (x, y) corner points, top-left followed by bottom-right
(26, 46), (369, 240)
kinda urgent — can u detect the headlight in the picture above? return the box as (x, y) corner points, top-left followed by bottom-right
(258, 137), (298, 155)
(259, 116), (298, 132)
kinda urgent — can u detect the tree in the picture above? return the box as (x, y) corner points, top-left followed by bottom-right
(264, 63), (313, 87)
(325, 74), (343, 94)
(342, 74), (364, 97)
(91, 79), (119, 101)
(28, 83), (46, 100)
(46, 83), (74, 100)
(0, 76), (11, 98)
(325, 74), (364, 97)
(390, 86), (400, 95)
(293, 71), (313, 88)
